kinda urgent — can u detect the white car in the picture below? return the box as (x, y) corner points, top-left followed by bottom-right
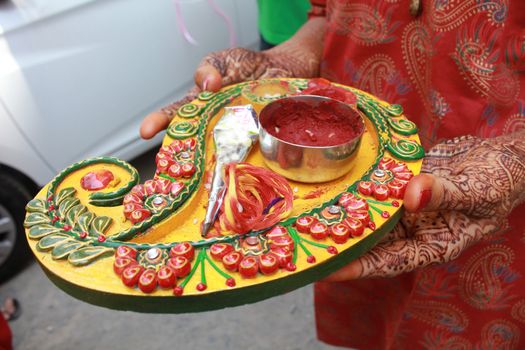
(0, 0), (259, 281)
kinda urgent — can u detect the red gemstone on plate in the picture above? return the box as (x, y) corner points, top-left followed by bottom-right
(286, 262), (297, 271)
(381, 211), (391, 218)
(330, 223), (350, 244)
(338, 192), (356, 207)
(307, 255), (316, 264)
(266, 225), (288, 239)
(129, 208), (151, 224)
(259, 253), (279, 275)
(181, 163), (196, 177)
(155, 178), (172, 194)
(183, 138), (197, 151)
(222, 251), (243, 272)
(345, 197), (369, 211)
(170, 140), (184, 153)
(156, 158), (173, 174)
(310, 222), (329, 240)
(113, 257), (136, 275)
(395, 171), (413, 181)
(295, 216), (317, 233)
(170, 242), (195, 261)
(115, 245), (138, 259)
(346, 210), (370, 227)
(138, 269), (157, 293)
(121, 265), (144, 287)
(387, 179), (407, 199)
(123, 203), (143, 218)
(327, 246), (338, 255)
(173, 286), (184, 296)
(157, 265), (176, 288)
(80, 170), (114, 191)
(392, 200), (400, 207)
(123, 193), (143, 205)
(97, 235), (106, 242)
(167, 256), (191, 277)
(63, 225), (72, 231)
(358, 181), (374, 196)
(343, 217), (364, 237)
(373, 184), (390, 201)
(269, 235), (294, 252)
(239, 256), (259, 278)
(210, 243), (234, 260)
(170, 181), (185, 197)
(271, 247), (293, 268)
(144, 180), (157, 196)
(168, 163), (182, 178)
(130, 184), (146, 197)
(391, 162), (409, 173)
(368, 222), (376, 230)
(79, 232), (88, 239)
(226, 278), (236, 287)
(379, 157), (395, 170)
(196, 283), (207, 291)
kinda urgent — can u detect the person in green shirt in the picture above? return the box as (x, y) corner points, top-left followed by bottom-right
(257, 0), (311, 50)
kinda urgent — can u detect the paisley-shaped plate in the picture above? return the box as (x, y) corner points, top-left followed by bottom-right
(24, 79), (424, 313)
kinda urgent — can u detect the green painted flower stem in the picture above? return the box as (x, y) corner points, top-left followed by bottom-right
(204, 252), (232, 280)
(179, 249), (204, 289)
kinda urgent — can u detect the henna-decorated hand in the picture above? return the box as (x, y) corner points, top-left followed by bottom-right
(140, 18), (326, 139)
(325, 131), (525, 281)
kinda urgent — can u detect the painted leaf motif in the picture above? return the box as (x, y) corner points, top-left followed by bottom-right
(91, 216), (113, 235)
(75, 212), (94, 233)
(36, 233), (71, 252)
(66, 204), (87, 227)
(51, 241), (87, 260)
(24, 213), (50, 228)
(68, 246), (114, 266)
(58, 197), (80, 219)
(26, 199), (46, 213)
(55, 187), (77, 206)
(28, 225), (63, 240)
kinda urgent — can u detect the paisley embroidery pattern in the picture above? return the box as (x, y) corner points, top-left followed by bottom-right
(417, 264), (459, 299)
(458, 245), (517, 310)
(452, 20), (519, 106)
(478, 319), (520, 350)
(502, 102), (525, 134)
(511, 300), (525, 324)
(328, 0), (401, 46)
(431, 0), (509, 32)
(344, 54), (411, 104)
(430, 90), (451, 120)
(402, 21), (448, 142)
(406, 300), (469, 333)
(419, 329), (472, 350)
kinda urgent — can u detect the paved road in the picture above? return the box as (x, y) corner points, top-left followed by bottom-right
(0, 148), (343, 350)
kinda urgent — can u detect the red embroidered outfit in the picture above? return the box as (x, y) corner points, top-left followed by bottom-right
(311, 1), (525, 349)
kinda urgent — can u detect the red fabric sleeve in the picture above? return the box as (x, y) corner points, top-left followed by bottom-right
(308, 0), (326, 18)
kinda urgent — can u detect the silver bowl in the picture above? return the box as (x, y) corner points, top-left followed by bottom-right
(258, 95), (365, 183)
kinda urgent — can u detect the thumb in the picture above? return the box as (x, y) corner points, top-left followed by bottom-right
(194, 64), (223, 92)
(403, 173), (472, 213)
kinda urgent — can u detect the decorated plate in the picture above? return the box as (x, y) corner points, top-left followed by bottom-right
(24, 79), (424, 313)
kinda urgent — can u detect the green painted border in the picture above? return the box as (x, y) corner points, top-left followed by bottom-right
(40, 209), (401, 314)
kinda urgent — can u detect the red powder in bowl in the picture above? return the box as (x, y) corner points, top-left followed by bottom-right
(263, 99), (363, 147)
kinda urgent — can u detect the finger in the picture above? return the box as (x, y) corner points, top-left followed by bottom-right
(140, 111), (170, 140)
(140, 87), (199, 139)
(194, 64), (223, 92)
(403, 173), (480, 214)
(323, 214), (498, 281)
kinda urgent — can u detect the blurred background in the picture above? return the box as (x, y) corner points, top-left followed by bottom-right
(0, 0), (341, 349)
